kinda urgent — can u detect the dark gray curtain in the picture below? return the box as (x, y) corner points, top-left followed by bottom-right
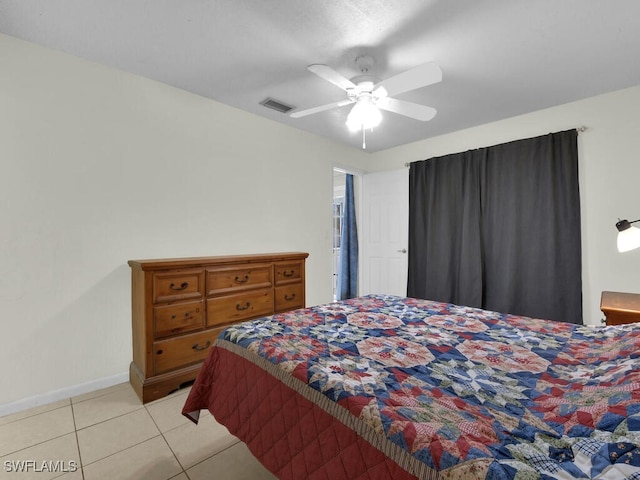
(338, 174), (358, 300)
(407, 130), (582, 324)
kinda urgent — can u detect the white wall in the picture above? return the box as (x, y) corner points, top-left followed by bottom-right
(0, 34), (369, 410)
(367, 85), (640, 326)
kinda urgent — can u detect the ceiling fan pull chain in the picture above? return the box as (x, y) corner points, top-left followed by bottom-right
(362, 126), (366, 149)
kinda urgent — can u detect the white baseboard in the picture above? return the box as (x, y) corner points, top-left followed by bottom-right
(0, 372), (129, 418)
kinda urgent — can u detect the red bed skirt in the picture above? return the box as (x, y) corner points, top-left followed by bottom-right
(182, 344), (421, 480)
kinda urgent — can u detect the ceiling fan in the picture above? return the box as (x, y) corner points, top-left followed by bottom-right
(290, 55), (442, 148)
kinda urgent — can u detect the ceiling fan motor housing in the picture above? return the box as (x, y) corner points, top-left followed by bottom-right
(346, 80), (378, 101)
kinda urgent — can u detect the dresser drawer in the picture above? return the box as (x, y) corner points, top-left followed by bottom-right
(275, 262), (303, 285)
(153, 269), (204, 303)
(207, 289), (273, 326)
(154, 300), (204, 339)
(275, 284), (304, 312)
(153, 328), (221, 374)
(207, 264), (272, 295)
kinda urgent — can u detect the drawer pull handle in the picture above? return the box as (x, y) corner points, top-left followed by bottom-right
(236, 302), (251, 311)
(285, 293), (296, 301)
(169, 282), (189, 291)
(282, 270), (295, 277)
(234, 275), (249, 283)
(192, 341), (211, 351)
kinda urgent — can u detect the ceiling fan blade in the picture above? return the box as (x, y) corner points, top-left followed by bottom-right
(374, 62), (442, 97)
(377, 97), (437, 121)
(290, 99), (354, 118)
(307, 64), (356, 91)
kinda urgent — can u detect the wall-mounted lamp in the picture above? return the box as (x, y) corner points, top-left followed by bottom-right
(616, 218), (640, 252)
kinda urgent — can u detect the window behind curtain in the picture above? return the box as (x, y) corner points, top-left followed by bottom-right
(407, 130), (582, 324)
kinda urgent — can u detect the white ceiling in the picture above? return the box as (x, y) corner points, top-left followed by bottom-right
(2, 0), (640, 152)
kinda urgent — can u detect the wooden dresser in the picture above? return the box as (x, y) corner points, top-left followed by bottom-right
(128, 252), (308, 403)
(600, 291), (640, 326)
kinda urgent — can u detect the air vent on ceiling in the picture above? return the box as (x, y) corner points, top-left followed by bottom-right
(260, 97), (294, 114)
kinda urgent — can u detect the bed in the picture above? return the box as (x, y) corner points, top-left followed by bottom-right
(182, 294), (640, 479)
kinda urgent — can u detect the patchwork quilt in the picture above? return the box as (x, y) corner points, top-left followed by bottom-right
(183, 295), (640, 479)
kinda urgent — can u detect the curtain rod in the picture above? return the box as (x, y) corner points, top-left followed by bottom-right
(404, 126), (588, 167)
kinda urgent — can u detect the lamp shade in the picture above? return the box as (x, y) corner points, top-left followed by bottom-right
(616, 219), (640, 252)
(346, 95), (382, 132)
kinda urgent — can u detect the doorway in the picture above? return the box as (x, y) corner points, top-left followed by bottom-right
(333, 167), (409, 300)
(332, 169), (346, 301)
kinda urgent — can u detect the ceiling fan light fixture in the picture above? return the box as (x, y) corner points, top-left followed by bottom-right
(345, 95), (382, 132)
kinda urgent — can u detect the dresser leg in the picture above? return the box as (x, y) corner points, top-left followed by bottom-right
(129, 362), (200, 404)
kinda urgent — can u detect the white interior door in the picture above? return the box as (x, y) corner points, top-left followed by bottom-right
(360, 168), (409, 296)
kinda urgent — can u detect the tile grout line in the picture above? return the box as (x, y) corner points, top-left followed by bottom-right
(180, 439), (242, 475)
(70, 383), (133, 404)
(79, 433), (167, 470)
(75, 406), (163, 470)
(149, 388), (242, 479)
(0, 383), (132, 425)
(69, 399), (86, 480)
(0, 402), (70, 427)
(67, 381), (146, 475)
(0, 406), (76, 459)
(0, 399), (71, 427)
(145, 393), (242, 479)
(72, 384), (188, 478)
(73, 404), (146, 432)
(145, 403), (190, 478)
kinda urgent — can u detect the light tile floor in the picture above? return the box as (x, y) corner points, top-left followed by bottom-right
(0, 383), (276, 480)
